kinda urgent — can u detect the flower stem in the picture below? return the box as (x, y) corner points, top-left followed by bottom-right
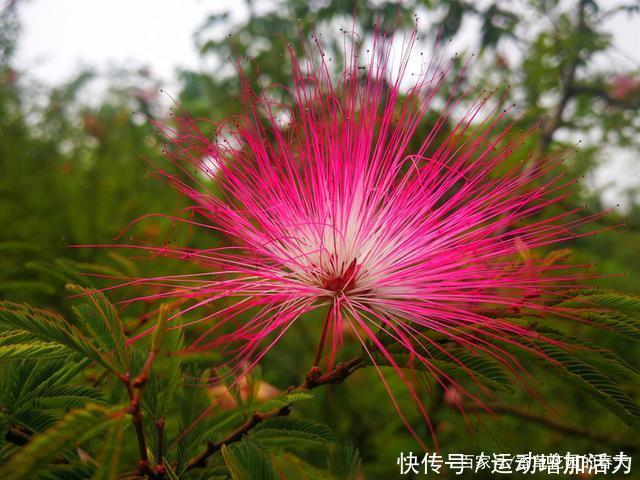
(311, 306), (332, 369)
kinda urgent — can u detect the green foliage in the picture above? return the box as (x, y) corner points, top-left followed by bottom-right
(368, 289), (640, 452)
(0, 334), (68, 361)
(0, 403), (115, 480)
(69, 285), (130, 371)
(144, 328), (183, 420)
(0, 301), (118, 372)
(558, 290), (640, 314)
(0, 256), (637, 479)
(0, 287), (361, 478)
(328, 444), (363, 480)
(250, 416), (339, 446)
(533, 341), (640, 429)
(93, 419), (127, 480)
(162, 461), (182, 480)
(0, 357), (103, 434)
(221, 441), (278, 480)
(370, 344), (515, 394)
(174, 373), (215, 473)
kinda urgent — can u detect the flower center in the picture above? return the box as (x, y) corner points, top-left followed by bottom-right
(321, 259), (359, 294)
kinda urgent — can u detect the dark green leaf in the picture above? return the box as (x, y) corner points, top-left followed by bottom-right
(0, 403), (118, 480)
(251, 417), (338, 447)
(222, 440), (278, 480)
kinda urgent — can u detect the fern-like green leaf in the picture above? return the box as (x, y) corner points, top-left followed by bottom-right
(272, 452), (331, 480)
(0, 403), (118, 480)
(369, 349), (514, 393)
(523, 323), (640, 383)
(0, 340), (68, 361)
(92, 417), (127, 480)
(254, 391), (314, 413)
(175, 377), (214, 473)
(328, 444), (363, 480)
(434, 348), (513, 391)
(144, 329), (183, 421)
(0, 301), (117, 372)
(1, 358), (88, 410)
(222, 440), (278, 480)
(34, 384), (105, 410)
(250, 417), (338, 447)
(69, 285), (130, 370)
(26, 259), (92, 288)
(162, 460), (181, 480)
(10, 408), (57, 433)
(556, 290), (640, 316)
(197, 465), (230, 480)
(532, 342), (640, 430)
(574, 310), (640, 342)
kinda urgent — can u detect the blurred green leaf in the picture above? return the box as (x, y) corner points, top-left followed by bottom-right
(93, 417), (127, 480)
(328, 444), (363, 480)
(250, 416), (338, 447)
(0, 403), (117, 480)
(221, 440), (278, 480)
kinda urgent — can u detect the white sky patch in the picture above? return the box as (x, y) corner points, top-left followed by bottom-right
(10, 0), (640, 206)
(15, 1), (638, 85)
(13, 0), (247, 86)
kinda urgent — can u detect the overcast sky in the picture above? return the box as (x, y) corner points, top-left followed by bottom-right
(13, 0), (231, 85)
(13, 0), (640, 84)
(9, 0), (640, 206)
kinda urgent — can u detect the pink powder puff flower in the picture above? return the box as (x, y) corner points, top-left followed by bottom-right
(112, 26), (607, 447)
(608, 73), (640, 102)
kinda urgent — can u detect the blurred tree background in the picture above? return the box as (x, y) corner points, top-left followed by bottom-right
(0, 0), (639, 478)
